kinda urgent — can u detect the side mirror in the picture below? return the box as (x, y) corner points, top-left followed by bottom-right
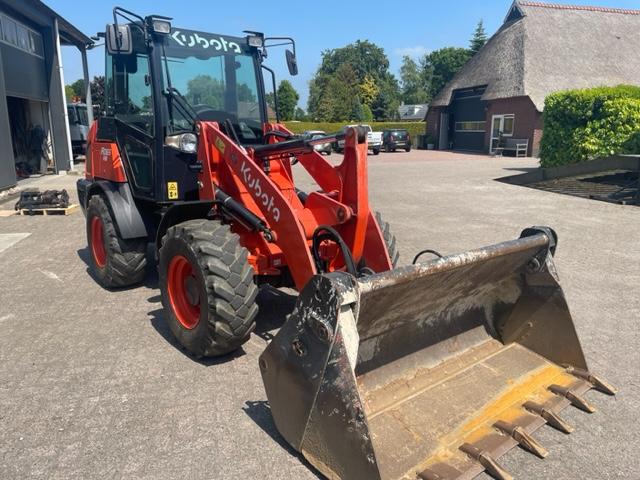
(286, 49), (298, 76)
(106, 24), (132, 55)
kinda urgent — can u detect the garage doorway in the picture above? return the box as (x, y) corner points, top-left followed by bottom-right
(6, 96), (52, 178)
(449, 86), (488, 152)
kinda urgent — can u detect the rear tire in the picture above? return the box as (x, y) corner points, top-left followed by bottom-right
(375, 211), (400, 267)
(405, 145), (411, 152)
(373, 148), (380, 155)
(159, 219), (259, 357)
(86, 195), (147, 288)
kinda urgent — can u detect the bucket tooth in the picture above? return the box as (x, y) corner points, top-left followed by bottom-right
(565, 366), (617, 395)
(549, 384), (596, 413)
(494, 420), (549, 458)
(459, 443), (514, 480)
(417, 463), (463, 480)
(524, 401), (574, 434)
(417, 469), (447, 480)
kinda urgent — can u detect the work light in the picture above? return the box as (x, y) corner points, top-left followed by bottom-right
(151, 19), (171, 34)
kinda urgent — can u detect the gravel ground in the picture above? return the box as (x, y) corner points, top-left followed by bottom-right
(0, 151), (638, 479)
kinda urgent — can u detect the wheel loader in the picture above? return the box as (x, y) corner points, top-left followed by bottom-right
(78, 8), (616, 480)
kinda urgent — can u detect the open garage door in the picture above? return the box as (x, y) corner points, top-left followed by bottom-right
(449, 86), (487, 152)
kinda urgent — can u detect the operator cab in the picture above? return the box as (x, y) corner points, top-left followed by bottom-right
(99, 7), (297, 203)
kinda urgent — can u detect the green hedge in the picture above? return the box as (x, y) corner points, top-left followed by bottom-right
(283, 121), (427, 140)
(540, 85), (640, 167)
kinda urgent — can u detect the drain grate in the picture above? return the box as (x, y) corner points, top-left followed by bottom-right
(529, 170), (638, 203)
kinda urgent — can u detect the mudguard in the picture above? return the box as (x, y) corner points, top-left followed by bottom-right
(82, 180), (148, 239)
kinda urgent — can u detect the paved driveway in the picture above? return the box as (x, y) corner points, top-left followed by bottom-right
(0, 151), (638, 479)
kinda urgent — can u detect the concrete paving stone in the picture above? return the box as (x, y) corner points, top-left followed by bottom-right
(0, 152), (638, 479)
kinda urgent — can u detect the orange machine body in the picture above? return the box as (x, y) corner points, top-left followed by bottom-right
(85, 119), (392, 290)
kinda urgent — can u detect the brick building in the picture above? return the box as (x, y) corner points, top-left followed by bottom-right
(426, 1), (640, 157)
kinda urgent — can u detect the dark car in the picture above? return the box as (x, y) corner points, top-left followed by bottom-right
(382, 129), (411, 152)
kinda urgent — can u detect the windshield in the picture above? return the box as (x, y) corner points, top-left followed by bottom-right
(67, 106), (89, 125)
(76, 106), (89, 125)
(162, 29), (264, 143)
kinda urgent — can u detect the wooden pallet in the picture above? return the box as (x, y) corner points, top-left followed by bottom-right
(18, 204), (79, 216)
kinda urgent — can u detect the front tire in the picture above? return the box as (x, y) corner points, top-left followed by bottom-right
(159, 219), (259, 357)
(373, 148), (380, 155)
(86, 195), (147, 288)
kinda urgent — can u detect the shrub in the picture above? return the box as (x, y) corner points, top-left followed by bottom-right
(540, 85), (640, 167)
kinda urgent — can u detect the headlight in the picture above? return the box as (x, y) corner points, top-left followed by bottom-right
(166, 133), (197, 153)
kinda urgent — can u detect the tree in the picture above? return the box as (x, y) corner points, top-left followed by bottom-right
(362, 104), (374, 122)
(237, 83), (257, 103)
(65, 76), (105, 113)
(469, 20), (488, 54)
(90, 76), (105, 113)
(358, 75), (379, 107)
(307, 40), (401, 121)
(186, 75), (224, 108)
(65, 85), (75, 101)
(265, 92), (275, 110)
(276, 80), (299, 121)
(294, 107), (308, 121)
(399, 56), (429, 104)
(70, 79), (85, 99)
(371, 74), (401, 121)
(421, 47), (471, 99)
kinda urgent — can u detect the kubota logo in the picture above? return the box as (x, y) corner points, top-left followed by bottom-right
(171, 30), (241, 53)
(240, 161), (280, 222)
(100, 147), (111, 162)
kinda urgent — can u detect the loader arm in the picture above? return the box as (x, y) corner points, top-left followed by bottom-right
(196, 121), (392, 289)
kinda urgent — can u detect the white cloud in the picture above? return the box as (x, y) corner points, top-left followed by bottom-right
(394, 46), (430, 58)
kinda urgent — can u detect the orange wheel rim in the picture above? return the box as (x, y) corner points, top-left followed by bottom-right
(167, 255), (201, 329)
(91, 216), (107, 268)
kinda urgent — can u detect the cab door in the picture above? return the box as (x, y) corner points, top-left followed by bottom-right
(107, 44), (157, 199)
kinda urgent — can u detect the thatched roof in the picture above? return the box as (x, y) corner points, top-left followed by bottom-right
(431, 1), (640, 111)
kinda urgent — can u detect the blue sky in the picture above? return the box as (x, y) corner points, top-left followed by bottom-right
(53, 0), (640, 109)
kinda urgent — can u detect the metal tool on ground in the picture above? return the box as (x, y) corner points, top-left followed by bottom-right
(76, 8), (615, 480)
(15, 189), (72, 215)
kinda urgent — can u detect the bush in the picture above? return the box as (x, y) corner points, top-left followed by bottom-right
(283, 121), (426, 140)
(540, 85), (640, 167)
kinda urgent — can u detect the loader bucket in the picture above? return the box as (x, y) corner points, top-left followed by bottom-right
(259, 227), (616, 480)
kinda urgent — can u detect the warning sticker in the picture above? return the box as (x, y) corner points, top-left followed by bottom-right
(167, 182), (179, 200)
(215, 137), (226, 154)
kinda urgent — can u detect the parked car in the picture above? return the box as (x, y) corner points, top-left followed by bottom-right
(382, 128), (411, 152)
(334, 124), (382, 155)
(303, 130), (332, 155)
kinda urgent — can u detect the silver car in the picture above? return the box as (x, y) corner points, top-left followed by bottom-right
(303, 130), (332, 155)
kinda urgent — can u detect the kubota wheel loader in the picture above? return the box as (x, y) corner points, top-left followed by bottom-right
(78, 8), (616, 480)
